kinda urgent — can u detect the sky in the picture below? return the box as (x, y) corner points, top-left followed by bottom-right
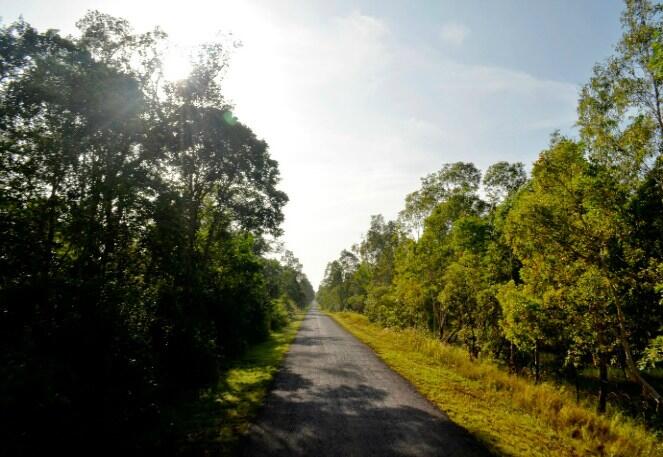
(0, 0), (625, 287)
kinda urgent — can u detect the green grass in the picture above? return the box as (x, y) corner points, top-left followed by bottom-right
(328, 311), (663, 457)
(165, 313), (304, 456)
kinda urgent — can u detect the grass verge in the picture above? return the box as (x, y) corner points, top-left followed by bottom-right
(166, 312), (304, 456)
(328, 311), (663, 457)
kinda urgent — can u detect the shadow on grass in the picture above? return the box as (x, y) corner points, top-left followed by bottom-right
(156, 316), (302, 456)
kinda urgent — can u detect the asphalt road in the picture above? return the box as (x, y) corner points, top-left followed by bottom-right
(242, 306), (493, 457)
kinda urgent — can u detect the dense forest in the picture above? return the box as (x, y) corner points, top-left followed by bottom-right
(0, 12), (313, 454)
(317, 0), (663, 422)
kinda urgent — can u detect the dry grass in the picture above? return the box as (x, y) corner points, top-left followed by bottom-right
(330, 311), (663, 457)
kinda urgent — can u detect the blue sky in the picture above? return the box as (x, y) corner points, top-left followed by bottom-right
(0, 0), (626, 286)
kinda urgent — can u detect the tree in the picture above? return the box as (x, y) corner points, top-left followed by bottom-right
(483, 161), (527, 206)
(502, 136), (661, 411)
(399, 162), (481, 238)
(576, 0), (663, 406)
(0, 14), (307, 454)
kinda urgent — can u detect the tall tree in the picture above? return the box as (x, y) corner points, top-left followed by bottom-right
(0, 14), (305, 454)
(576, 0), (663, 405)
(483, 161), (527, 206)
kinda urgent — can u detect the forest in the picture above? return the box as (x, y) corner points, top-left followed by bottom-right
(317, 0), (663, 425)
(0, 11), (314, 454)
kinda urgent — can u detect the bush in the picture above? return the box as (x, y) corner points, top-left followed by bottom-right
(270, 296), (293, 330)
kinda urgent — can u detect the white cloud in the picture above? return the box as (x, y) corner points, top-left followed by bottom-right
(439, 22), (470, 46)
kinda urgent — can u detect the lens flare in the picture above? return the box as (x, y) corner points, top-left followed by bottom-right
(223, 110), (238, 125)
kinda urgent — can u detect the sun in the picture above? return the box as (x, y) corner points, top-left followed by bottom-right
(161, 44), (193, 81)
(153, 0), (264, 83)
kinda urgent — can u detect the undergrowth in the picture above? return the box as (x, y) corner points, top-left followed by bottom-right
(161, 312), (304, 456)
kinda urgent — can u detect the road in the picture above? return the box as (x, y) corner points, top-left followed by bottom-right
(242, 306), (492, 457)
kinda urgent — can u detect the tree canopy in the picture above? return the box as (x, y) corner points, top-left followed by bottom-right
(0, 13), (312, 454)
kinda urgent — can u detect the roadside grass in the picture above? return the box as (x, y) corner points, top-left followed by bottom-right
(329, 311), (663, 457)
(164, 312), (304, 456)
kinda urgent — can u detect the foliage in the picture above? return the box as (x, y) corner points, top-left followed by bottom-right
(0, 14), (313, 454)
(640, 336), (663, 369)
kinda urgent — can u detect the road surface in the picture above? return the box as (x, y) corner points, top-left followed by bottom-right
(242, 307), (493, 456)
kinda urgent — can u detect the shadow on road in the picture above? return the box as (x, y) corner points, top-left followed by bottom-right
(241, 308), (495, 457)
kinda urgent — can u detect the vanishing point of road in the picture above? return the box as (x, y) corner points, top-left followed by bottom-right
(242, 306), (492, 457)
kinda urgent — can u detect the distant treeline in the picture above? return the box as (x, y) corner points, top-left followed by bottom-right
(318, 0), (663, 419)
(0, 12), (313, 454)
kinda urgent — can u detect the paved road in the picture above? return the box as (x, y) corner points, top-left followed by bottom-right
(242, 307), (492, 457)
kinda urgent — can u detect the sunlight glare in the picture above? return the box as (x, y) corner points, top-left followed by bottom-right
(162, 45), (193, 81)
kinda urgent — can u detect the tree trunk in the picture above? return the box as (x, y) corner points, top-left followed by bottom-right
(437, 306), (446, 341)
(597, 351), (608, 413)
(468, 326), (478, 360)
(494, 339), (504, 360)
(610, 287), (663, 407)
(619, 349), (628, 382)
(509, 342), (517, 374)
(573, 365), (580, 404)
(534, 341), (540, 384)
(41, 184), (58, 302)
